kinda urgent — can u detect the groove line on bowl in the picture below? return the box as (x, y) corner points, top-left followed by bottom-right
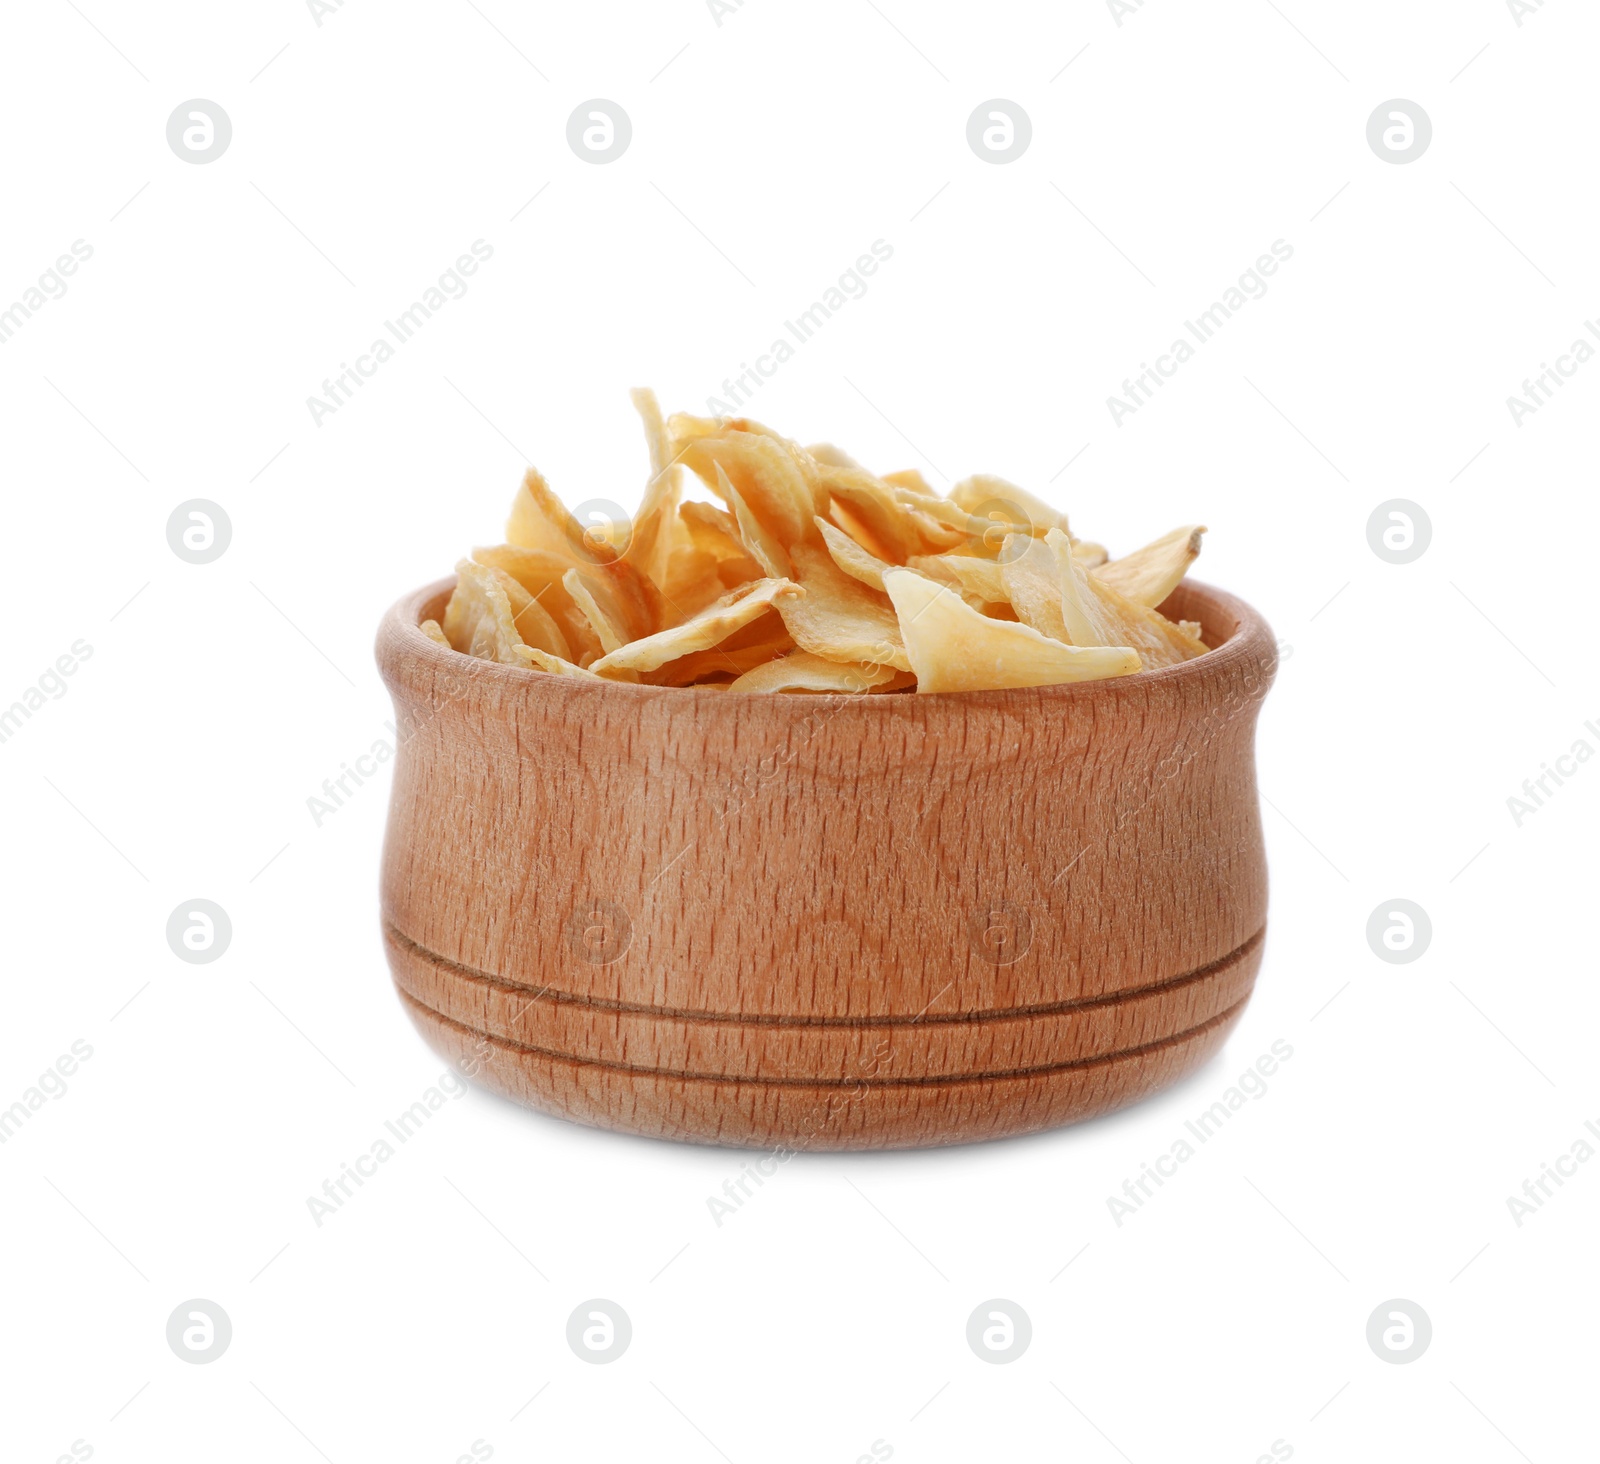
(383, 920), (1265, 1029)
(398, 986), (1252, 1089)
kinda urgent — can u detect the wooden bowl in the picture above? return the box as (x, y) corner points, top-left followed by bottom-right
(376, 577), (1277, 1150)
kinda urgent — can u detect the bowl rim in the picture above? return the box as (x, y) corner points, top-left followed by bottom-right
(377, 574), (1276, 711)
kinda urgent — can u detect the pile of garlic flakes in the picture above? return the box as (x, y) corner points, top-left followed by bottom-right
(431, 391), (1207, 693)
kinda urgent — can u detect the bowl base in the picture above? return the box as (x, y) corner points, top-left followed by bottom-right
(398, 980), (1254, 1151)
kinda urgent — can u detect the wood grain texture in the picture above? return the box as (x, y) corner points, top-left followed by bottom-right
(376, 576), (1278, 1149)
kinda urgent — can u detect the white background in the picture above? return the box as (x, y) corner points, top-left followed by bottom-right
(2, 1), (1596, 1460)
